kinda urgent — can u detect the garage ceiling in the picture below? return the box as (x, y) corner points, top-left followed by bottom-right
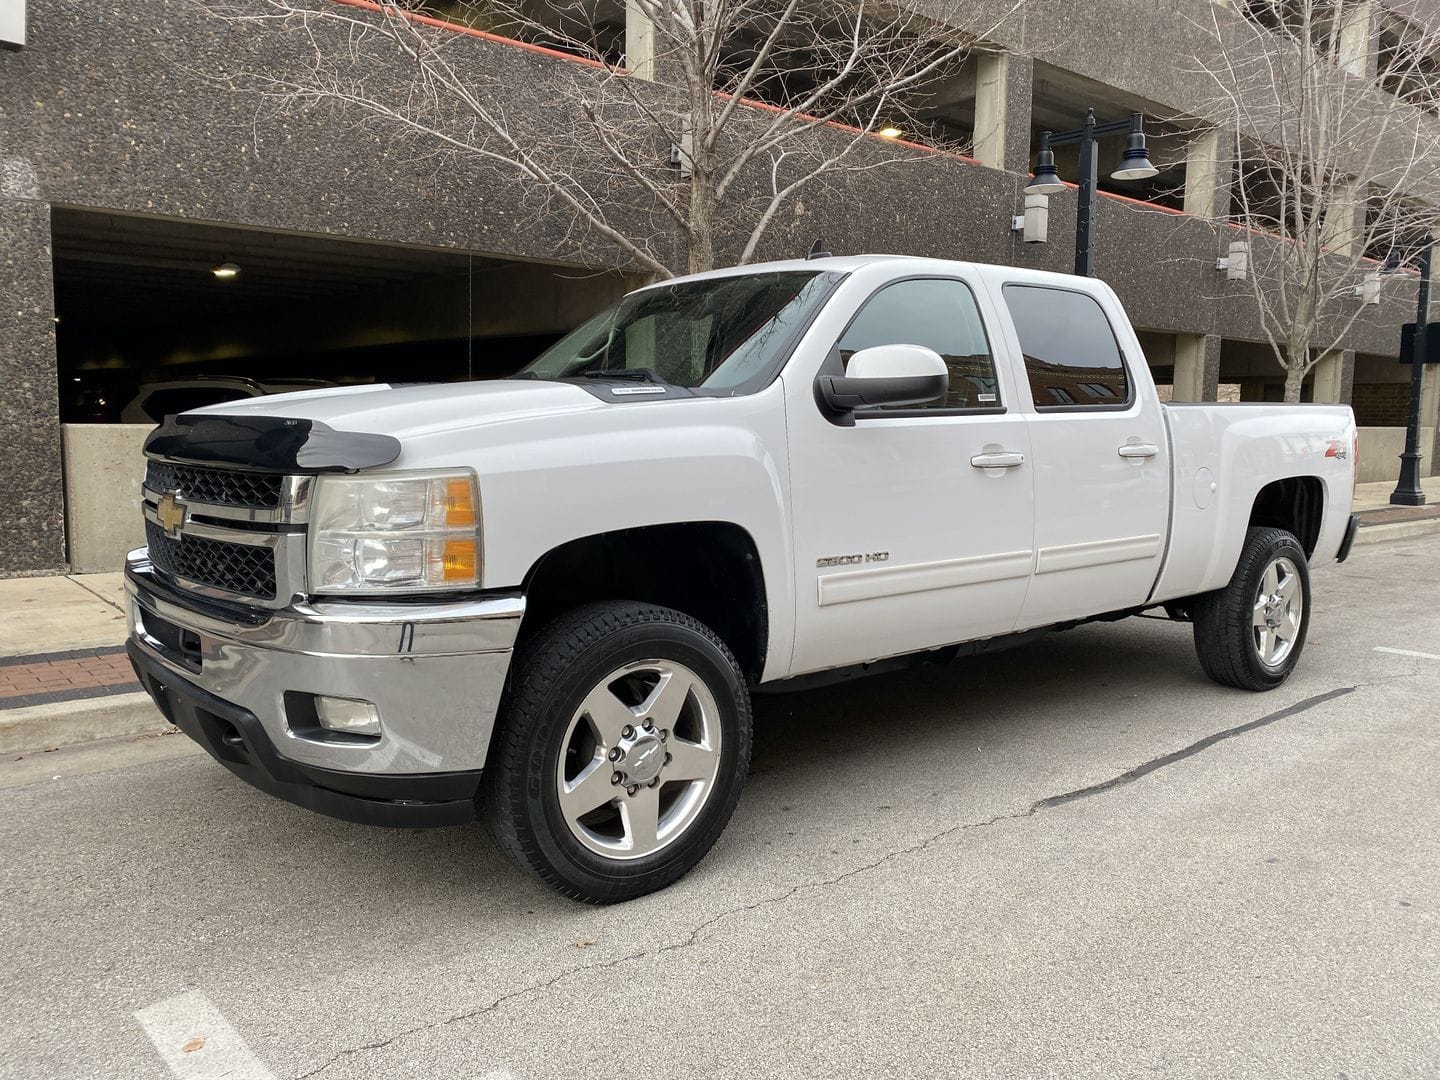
(50, 208), (513, 331)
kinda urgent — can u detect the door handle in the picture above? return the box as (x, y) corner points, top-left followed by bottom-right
(1117, 443), (1160, 459)
(970, 451), (1025, 469)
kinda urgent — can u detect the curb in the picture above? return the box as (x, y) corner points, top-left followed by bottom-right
(1353, 517), (1440, 546)
(0, 693), (173, 755)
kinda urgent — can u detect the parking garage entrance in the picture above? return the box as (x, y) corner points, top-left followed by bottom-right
(52, 207), (637, 424)
(50, 207), (639, 570)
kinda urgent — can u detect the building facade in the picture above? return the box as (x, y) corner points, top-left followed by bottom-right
(1, 0), (1438, 575)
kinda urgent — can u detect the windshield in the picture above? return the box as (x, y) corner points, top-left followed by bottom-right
(520, 270), (835, 394)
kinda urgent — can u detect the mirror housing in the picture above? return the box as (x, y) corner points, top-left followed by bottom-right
(815, 344), (948, 418)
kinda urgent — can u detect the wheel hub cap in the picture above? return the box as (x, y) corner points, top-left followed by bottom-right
(1252, 555), (1303, 668)
(555, 658), (724, 861)
(617, 731), (665, 784)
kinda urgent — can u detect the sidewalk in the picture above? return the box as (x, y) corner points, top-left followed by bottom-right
(0, 573), (172, 757)
(1352, 475), (1440, 542)
(3, 479), (1439, 757)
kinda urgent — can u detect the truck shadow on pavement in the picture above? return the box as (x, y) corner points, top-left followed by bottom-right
(70, 614), (1249, 914)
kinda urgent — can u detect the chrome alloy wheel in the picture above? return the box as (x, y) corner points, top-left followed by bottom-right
(555, 659), (722, 860)
(1252, 555), (1304, 669)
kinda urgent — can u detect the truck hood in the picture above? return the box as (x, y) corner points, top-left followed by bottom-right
(190, 379), (604, 442)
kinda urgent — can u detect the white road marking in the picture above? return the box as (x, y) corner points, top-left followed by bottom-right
(1374, 646), (1440, 661)
(135, 991), (278, 1080)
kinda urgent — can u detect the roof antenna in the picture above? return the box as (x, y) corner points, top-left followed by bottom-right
(807, 238), (832, 260)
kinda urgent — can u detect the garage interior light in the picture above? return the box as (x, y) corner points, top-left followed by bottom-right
(212, 262), (241, 280)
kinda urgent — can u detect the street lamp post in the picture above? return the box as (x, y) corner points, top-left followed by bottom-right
(1390, 232), (1434, 507)
(1025, 110), (1159, 277)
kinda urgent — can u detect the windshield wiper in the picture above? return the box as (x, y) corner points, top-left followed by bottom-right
(578, 367), (670, 385)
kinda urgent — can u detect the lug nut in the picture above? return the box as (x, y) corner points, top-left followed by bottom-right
(648, 777), (659, 787)
(627, 784), (639, 796)
(608, 747), (622, 762)
(659, 729), (668, 741)
(621, 725), (634, 739)
(642, 719), (654, 731)
(611, 772), (623, 785)
(664, 752), (672, 765)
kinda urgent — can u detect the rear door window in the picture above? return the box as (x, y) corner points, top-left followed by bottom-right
(1001, 285), (1131, 410)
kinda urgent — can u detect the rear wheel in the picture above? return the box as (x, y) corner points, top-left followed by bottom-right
(1193, 526), (1311, 691)
(481, 601), (752, 903)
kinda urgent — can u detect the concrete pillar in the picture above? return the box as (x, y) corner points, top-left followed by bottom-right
(1320, 178), (1363, 256)
(0, 195), (65, 573)
(1183, 128), (1228, 220)
(974, 51), (1032, 175)
(625, 0), (656, 81)
(1173, 333), (1222, 401)
(1338, 0), (1377, 78)
(1421, 362), (1440, 475)
(1311, 349), (1354, 403)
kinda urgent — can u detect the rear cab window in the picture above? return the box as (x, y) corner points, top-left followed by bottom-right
(1001, 284), (1132, 411)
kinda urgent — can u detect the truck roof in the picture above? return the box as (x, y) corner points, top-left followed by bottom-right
(648, 254), (1107, 295)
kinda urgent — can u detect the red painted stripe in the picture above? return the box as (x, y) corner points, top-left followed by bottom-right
(325, 0), (610, 70)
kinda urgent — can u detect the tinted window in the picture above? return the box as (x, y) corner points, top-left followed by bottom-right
(1001, 285), (1130, 408)
(837, 278), (1000, 410)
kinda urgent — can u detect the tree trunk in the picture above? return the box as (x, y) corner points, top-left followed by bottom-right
(1283, 365), (1306, 403)
(685, 164), (717, 274)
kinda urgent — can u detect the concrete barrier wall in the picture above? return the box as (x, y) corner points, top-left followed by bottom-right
(62, 424), (150, 573)
(1358, 426), (1435, 485)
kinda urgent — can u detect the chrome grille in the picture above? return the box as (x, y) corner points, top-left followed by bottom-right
(144, 520), (278, 600)
(144, 461), (284, 510)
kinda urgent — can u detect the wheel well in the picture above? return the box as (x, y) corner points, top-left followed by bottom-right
(1249, 476), (1324, 557)
(518, 523), (768, 683)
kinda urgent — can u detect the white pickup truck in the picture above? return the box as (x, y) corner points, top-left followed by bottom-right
(126, 255), (1359, 902)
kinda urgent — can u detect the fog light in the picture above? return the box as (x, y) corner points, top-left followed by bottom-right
(315, 696), (382, 736)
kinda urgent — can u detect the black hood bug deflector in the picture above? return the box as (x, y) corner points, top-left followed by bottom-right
(143, 414), (402, 473)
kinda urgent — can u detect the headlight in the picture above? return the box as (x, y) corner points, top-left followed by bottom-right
(308, 470), (481, 594)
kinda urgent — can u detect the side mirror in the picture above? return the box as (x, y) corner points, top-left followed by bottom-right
(815, 344), (948, 417)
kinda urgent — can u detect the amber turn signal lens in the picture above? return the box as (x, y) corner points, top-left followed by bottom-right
(443, 477), (477, 528)
(440, 539), (478, 582)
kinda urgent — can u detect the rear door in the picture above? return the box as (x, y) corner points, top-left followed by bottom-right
(992, 281), (1170, 630)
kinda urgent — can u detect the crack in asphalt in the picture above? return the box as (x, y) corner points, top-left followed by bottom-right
(289, 685), (1358, 1079)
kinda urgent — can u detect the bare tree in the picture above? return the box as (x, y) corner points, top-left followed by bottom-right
(1191, 0), (1440, 401)
(203, 0), (1025, 277)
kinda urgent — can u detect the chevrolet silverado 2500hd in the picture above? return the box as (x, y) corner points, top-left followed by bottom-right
(126, 256), (1360, 902)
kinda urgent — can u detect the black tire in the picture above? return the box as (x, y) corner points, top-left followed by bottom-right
(480, 601), (752, 903)
(1192, 526), (1311, 691)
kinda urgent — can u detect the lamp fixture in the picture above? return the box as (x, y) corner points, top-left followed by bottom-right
(1025, 110), (1160, 276)
(877, 126), (903, 140)
(1111, 116), (1160, 181)
(1216, 240), (1249, 281)
(1353, 270), (1383, 305)
(1025, 143), (1067, 195)
(212, 261), (241, 280)
(1011, 192), (1051, 244)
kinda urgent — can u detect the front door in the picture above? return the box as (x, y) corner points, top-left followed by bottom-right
(786, 273), (1036, 676)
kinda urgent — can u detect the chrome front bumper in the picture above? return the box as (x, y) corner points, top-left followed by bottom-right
(125, 550), (523, 776)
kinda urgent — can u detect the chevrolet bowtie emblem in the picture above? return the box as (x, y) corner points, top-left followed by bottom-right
(156, 492), (188, 539)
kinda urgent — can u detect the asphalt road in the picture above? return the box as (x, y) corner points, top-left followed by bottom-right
(4, 534), (1439, 1080)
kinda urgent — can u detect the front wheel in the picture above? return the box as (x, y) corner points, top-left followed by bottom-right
(481, 601), (752, 903)
(1192, 526), (1311, 691)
